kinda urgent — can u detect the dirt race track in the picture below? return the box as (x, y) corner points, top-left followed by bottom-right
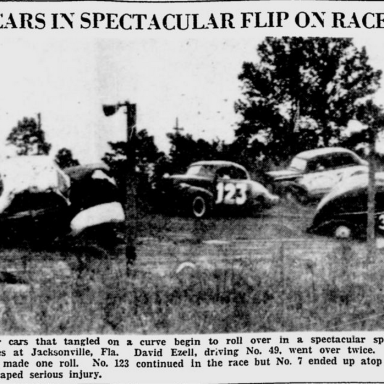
(0, 200), (369, 278)
(135, 201), (368, 275)
(0, 199), (376, 334)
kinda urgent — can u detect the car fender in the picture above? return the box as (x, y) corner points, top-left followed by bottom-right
(308, 218), (357, 237)
(273, 178), (301, 195)
(178, 183), (214, 200)
(69, 201), (125, 236)
(248, 181), (279, 204)
(339, 165), (368, 182)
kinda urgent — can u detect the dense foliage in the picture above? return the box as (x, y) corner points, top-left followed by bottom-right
(102, 129), (167, 207)
(7, 117), (51, 156)
(235, 37), (382, 162)
(55, 148), (80, 169)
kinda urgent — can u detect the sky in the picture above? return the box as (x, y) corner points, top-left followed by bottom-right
(0, 34), (383, 164)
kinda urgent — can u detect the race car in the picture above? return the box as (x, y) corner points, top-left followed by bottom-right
(308, 173), (384, 239)
(267, 147), (368, 204)
(157, 160), (279, 218)
(0, 157), (124, 245)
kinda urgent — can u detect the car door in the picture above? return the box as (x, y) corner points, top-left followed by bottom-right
(334, 153), (368, 182)
(300, 156), (341, 197)
(215, 166), (248, 206)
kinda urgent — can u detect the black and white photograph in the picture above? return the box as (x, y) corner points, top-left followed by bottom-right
(1, 2), (384, 341)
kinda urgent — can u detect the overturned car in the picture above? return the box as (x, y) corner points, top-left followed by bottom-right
(268, 147), (368, 204)
(0, 157), (124, 245)
(308, 173), (384, 239)
(158, 160), (279, 218)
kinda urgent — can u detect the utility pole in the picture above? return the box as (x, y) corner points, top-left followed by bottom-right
(364, 101), (384, 263)
(125, 102), (137, 268)
(103, 101), (138, 272)
(293, 101), (300, 132)
(37, 113), (41, 130)
(174, 117), (184, 135)
(367, 124), (376, 263)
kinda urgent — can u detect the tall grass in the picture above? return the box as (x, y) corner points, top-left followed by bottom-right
(1, 238), (384, 333)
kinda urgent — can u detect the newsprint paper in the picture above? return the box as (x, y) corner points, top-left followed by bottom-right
(2, 0), (384, 383)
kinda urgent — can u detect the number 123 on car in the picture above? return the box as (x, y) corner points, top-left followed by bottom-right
(158, 160), (279, 218)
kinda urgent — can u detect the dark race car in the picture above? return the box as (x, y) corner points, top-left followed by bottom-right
(0, 157), (124, 246)
(267, 147), (368, 204)
(157, 160), (279, 218)
(308, 173), (384, 239)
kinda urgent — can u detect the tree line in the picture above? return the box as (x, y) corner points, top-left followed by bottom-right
(6, 116), (80, 169)
(6, 37), (384, 200)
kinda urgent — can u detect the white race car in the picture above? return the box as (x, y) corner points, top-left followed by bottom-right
(268, 147), (368, 204)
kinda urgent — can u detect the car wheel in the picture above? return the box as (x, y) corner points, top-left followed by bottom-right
(191, 195), (209, 218)
(334, 225), (352, 239)
(255, 195), (265, 208)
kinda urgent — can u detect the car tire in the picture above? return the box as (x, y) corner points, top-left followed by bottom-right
(334, 224), (352, 239)
(255, 195), (266, 209)
(191, 195), (210, 218)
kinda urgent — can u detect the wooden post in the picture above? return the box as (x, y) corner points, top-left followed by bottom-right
(125, 102), (137, 270)
(367, 124), (377, 263)
(37, 113), (41, 130)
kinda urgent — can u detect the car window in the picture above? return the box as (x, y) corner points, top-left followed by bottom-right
(186, 165), (214, 177)
(199, 166), (216, 177)
(186, 165), (202, 176)
(307, 160), (317, 172)
(330, 153), (360, 168)
(307, 157), (329, 172)
(290, 157), (307, 172)
(216, 166), (247, 180)
(228, 166), (248, 180)
(216, 166), (232, 179)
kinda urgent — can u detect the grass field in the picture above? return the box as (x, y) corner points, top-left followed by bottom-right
(0, 199), (383, 334)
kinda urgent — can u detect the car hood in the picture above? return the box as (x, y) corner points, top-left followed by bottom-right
(64, 163), (111, 181)
(169, 174), (190, 180)
(167, 174), (211, 183)
(267, 169), (302, 180)
(249, 180), (280, 203)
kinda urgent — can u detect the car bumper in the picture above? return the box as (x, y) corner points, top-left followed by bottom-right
(263, 194), (280, 207)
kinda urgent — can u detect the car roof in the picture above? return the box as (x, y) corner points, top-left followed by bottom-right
(64, 163), (110, 181)
(295, 147), (355, 160)
(190, 160), (246, 170)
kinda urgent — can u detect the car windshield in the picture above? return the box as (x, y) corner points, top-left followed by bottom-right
(186, 165), (215, 177)
(289, 157), (307, 172)
(186, 166), (201, 176)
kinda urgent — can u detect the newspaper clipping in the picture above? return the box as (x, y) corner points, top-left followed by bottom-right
(1, 0), (384, 382)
